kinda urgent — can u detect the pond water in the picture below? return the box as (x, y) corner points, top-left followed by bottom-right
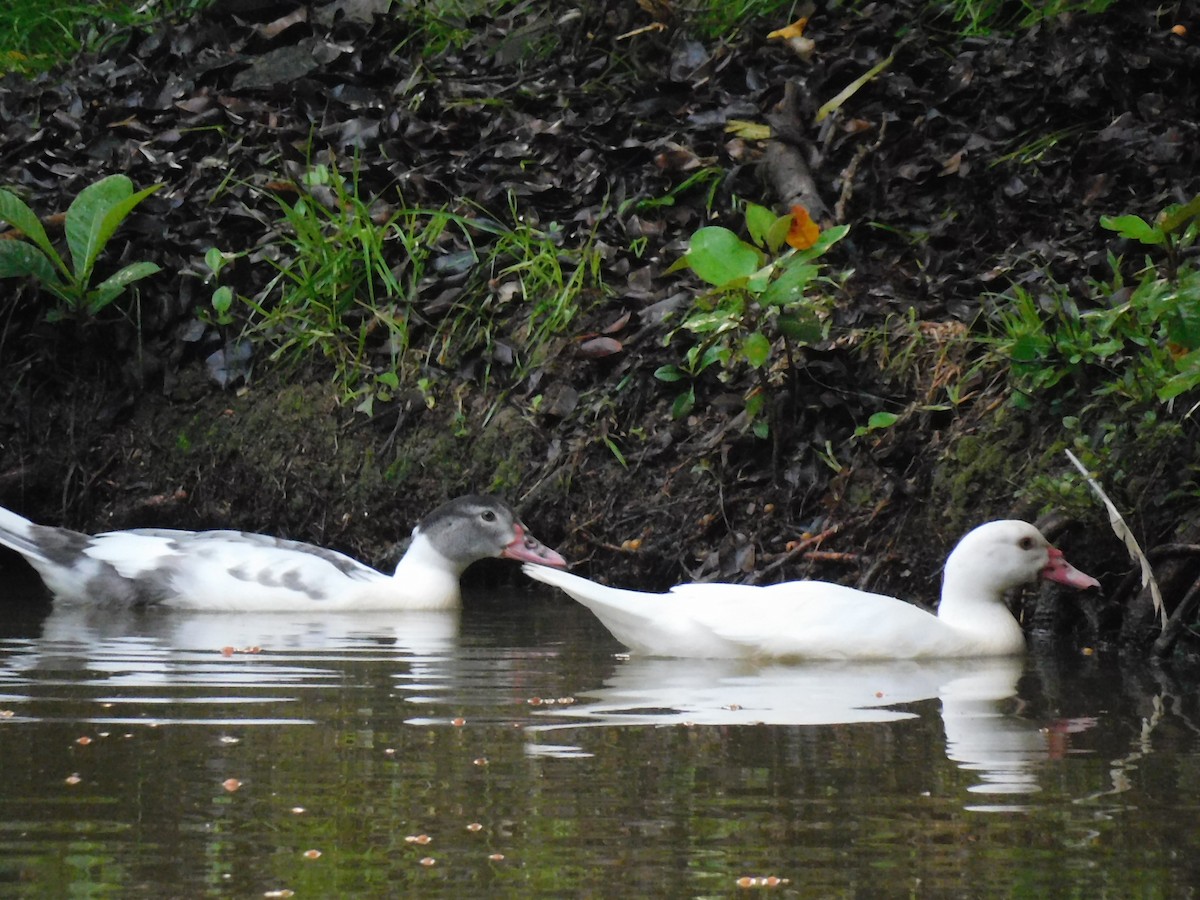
(1, 572), (1199, 898)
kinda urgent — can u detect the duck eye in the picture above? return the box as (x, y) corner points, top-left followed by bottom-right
(481, 510), (497, 523)
(1018, 536), (1035, 550)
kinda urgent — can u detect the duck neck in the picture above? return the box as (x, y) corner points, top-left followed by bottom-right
(937, 569), (1026, 651)
(392, 533), (463, 607)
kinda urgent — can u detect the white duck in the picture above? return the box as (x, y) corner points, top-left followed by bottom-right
(0, 494), (565, 611)
(522, 520), (1099, 659)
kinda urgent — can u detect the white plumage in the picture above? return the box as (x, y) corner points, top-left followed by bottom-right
(523, 520), (1098, 659)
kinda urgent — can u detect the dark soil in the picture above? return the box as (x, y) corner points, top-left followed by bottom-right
(1, 0), (1199, 655)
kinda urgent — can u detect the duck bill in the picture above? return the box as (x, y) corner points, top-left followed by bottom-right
(503, 524), (567, 568)
(1041, 546), (1100, 590)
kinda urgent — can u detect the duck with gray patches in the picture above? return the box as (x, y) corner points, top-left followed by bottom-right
(523, 520), (1099, 660)
(0, 495), (566, 610)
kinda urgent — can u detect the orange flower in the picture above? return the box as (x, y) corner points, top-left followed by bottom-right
(786, 205), (820, 250)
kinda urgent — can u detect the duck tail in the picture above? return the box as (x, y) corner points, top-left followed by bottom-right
(0, 505), (40, 562)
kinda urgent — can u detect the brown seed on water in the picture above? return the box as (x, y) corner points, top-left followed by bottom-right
(405, 834), (431, 845)
(302, 849), (321, 859)
(291, 807), (306, 815)
(75, 736), (92, 746)
(557, 697), (576, 705)
(263, 891), (294, 898)
(222, 778), (242, 792)
(527, 697), (544, 706)
(384, 748), (396, 756)
(65, 774), (82, 785)
(466, 823), (483, 832)
(419, 857), (436, 867)
(451, 717), (466, 727)
(473, 757), (488, 766)
(488, 853), (505, 861)
(0, 710), (13, 718)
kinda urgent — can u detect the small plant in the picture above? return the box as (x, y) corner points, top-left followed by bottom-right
(0, 174), (162, 319)
(990, 194), (1200, 408)
(938, 0), (1119, 36)
(200, 247), (240, 329)
(656, 202), (849, 439)
(241, 160), (602, 413)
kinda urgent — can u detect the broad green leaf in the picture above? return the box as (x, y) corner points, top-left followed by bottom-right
(760, 261), (819, 307)
(205, 247), (226, 274)
(1100, 214), (1164, 246)
(752, 420), (769, 438)
(671, 386), (695, 419)
(685, 227), (762, 287)
(0, 188), (68, 276)
(682, 306), (740, 335)
(1168, 303), (1200, 352)
(742, 331), (771, 368)
(67, 176), (162, 286)
(377, 371), (400, 389)
(765, 215), (793, 254)
(211, 285), (233, 314)
(654, 365), (686, 383)
(744, 203), (776, 248)
(1158, 194), (1200, 235)
(0, 240), (61, 285)
(778, 311), (824, 344)
(867, 411), (898, 429)
(800, 223), (850, 259)
(85, 260), (161, 314)
(66, 175), (134, 281)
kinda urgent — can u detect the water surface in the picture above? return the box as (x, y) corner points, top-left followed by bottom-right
(1, 576), (1198, 897)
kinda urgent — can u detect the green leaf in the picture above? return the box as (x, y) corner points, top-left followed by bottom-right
(867, 411), (898, 429)
(684, 227), (762, 287)
(654, 365), (686, 383)
(0, 188), (68, 277)
(66, 175), (134, 281)
(682, 306), (740, 335)
(0, 240), (62, 285)
(205, 247), (226, 275)
(1100, 214), (1164, 246)
(744, 392), (765, 418)
(777, 312), (824, 344)
(211, 285), (233, 314)
(671, 386), (695, 419)
(742, 331), (771, 368)
(85, 261), (162, 314)
(760, 261), (820, 307)
(751, 420), (769, 439)
(66, 176), (162, 287)
(377, 371), (400, 389)
(1158, 194), (1200, 235)
(744, 203), (776, 248)
(765, 215), (793, 255)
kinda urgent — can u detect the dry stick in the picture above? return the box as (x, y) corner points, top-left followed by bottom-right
(751, 525), (841, 582)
